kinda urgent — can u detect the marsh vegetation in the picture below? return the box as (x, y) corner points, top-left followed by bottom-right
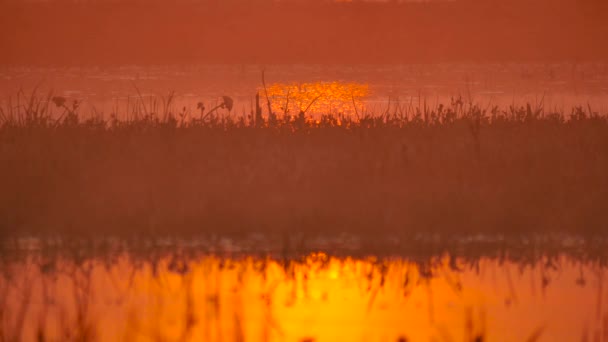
(1, 88), (607, 237)
(2, 0), (607, 339)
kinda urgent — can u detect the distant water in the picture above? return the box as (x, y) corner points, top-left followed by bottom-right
(1, 64), (607, 118)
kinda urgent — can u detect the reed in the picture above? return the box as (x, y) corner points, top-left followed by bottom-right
(0, 91), (607, 237)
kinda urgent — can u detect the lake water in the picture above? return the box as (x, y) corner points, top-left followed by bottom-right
(1, 235), (606, 342)
(2, 64), (608, 118)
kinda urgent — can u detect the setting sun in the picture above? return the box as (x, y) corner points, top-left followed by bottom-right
(264, 81), (369, 116)
(1, 0), (607, 340)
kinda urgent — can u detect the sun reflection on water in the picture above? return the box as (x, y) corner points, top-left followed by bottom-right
(0, 252), (604, 341)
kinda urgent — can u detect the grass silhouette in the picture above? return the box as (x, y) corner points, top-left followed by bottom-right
(1, 90), (607, 237)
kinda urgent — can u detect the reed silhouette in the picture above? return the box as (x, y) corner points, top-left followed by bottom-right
(0, 90), (607, 237)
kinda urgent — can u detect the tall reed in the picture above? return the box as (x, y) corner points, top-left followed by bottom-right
(1, 92), (607, 237)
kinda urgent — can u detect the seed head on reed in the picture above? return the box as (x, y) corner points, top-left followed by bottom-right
(221, 96), (234, 112)
(52, 96), (66, 108)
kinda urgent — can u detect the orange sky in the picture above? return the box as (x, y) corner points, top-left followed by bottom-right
(1, 0), (607, 65)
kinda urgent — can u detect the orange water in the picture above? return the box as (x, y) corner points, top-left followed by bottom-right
(2, 64), (608, 119)
(2, 252), (605, 342)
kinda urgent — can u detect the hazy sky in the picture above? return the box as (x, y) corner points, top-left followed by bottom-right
(1, 0), (606, 65)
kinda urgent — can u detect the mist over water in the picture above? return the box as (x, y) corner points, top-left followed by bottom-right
(2, 0), (608, 340)
(1, 0), (607, 65)
(2, 64), (608, 118)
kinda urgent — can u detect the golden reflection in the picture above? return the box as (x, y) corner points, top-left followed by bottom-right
(0, 254), (603, 341)
(263, 82), (369, 116)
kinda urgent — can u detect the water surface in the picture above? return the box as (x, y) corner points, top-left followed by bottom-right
(2, 64), (608, 118)
(1, 236), (606, 341)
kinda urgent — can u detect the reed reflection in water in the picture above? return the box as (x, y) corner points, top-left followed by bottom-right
(0, 252), (605, 341)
